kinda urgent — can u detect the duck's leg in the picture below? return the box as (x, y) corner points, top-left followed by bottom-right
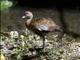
(43, 37), (45, 49)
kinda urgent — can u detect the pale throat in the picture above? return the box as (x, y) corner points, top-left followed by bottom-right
(26, 16), (33, 25)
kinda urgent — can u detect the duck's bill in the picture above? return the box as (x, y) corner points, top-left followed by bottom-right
(22, 16), (26, 18)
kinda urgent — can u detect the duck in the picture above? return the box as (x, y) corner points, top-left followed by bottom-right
(22, 11), (62, 49)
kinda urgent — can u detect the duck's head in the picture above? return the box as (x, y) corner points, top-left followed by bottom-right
(22, 11), (33, 20)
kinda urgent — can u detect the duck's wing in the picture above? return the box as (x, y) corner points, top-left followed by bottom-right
(31, 18), (61, 32)
(35, 25), (49, 31)
(34, 24), (61, 32)
(32, 19), (55, 31)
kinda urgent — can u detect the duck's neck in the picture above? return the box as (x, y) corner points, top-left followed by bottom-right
(26, 17), (33, 25)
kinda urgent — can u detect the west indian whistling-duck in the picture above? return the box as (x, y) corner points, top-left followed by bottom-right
(22, 11), (62, 49)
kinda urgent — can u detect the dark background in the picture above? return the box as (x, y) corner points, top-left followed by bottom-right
(1, 0), (80, 38)
(16, 0), (80, 9)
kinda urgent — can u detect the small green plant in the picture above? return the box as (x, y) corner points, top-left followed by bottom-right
(0, 0), (17, 11)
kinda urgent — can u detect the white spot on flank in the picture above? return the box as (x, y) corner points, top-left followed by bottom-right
(36, 25), (49, 31)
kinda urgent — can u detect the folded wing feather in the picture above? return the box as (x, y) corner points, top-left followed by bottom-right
(35, 25), (49, 31)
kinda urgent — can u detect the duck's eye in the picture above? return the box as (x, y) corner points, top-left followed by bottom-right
(26, 16), (31, 19)
(25, 13), (28, 14)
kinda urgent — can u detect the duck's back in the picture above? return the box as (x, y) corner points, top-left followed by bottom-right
(29, 18), (59, 31)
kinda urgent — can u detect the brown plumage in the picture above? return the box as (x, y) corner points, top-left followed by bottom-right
(22, 11), (62, 49)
